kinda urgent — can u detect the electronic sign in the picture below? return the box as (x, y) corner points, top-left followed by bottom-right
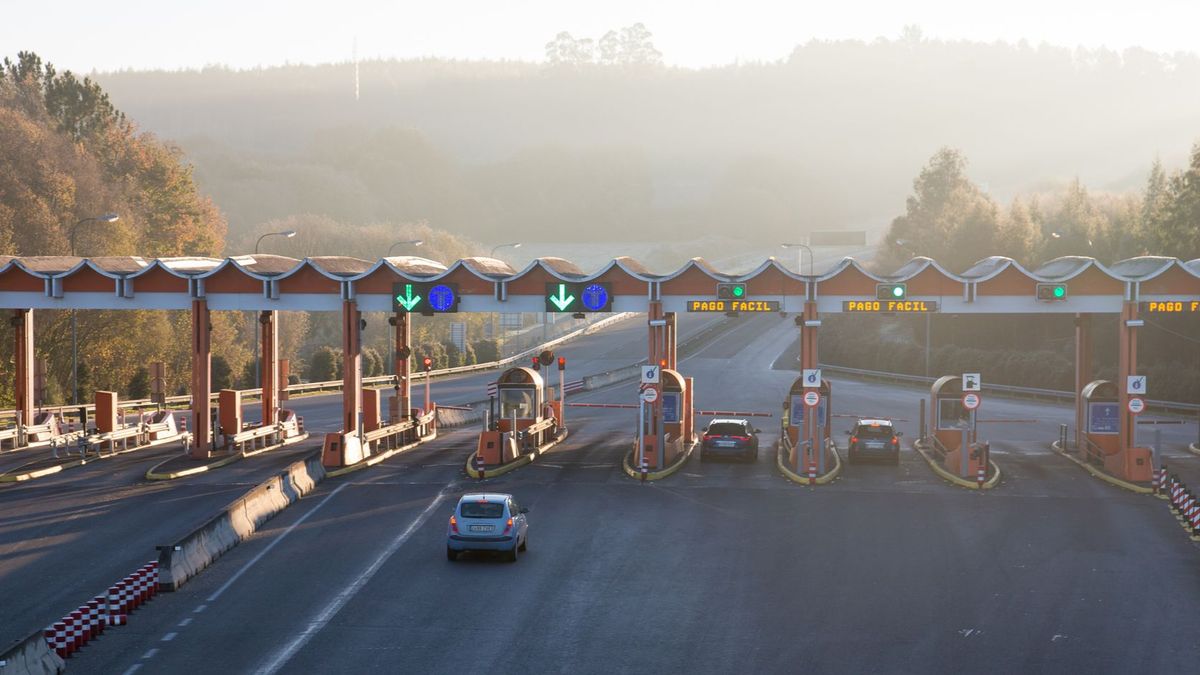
(392, 282), (459, 314)
(842, 300), (939, 313)
(545, 282), (613, 313)
(686, 300), (780, 312)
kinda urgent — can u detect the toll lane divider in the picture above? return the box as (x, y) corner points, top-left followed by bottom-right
(464, 430), (569, 480)
(0, 430), (191, 483)
(0, 560), (160, 673)
(327, 427), (437, 478)
(1159, 470), (1200, 541)
(620, 439), (698, 482)
(144, 429), (311, 481)
(776, 436), (841, 486)
(914, 439), (1002, 490)
(1049, 440), (1152, 495)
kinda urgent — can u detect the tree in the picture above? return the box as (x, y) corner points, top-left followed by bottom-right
(306, 346), (341, 382)
(472, 338), (500, 364)
(1041, 178), (1105, 260)
(596, 24), (662, 66)
(545, 32), (594, 65)
(994, 199), (1039, 265)
(211, 356), (233, 391)
(127, 366), (150, 399)
(1154, 143), (1200, 260)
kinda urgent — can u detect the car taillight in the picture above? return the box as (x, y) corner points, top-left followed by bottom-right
(503, 518), (513, 535)
(702, 434), (714, 441)
(891, 437), (899, 446)
(449, 515), (459, 534)
(731, 435), (750, 441)
(850, 436), (858, 444)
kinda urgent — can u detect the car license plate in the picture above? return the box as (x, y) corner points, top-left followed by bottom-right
(469, 525), (493, 532)
(717, 441), (734, 447)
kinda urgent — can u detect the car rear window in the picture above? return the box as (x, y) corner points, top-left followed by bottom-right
(708, 423), (747, 435)
(460, 501), (505, 518)
(856, 425), (894, 439)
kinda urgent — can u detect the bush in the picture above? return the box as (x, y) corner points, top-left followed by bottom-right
(212, 356), (234, 391)
(127, 367), (151, 399)
(472, 338), (500, 364)
(306, 346), (342, 382)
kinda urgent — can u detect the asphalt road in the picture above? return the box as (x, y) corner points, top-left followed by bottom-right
(0, 313), (726, 650)
(57, 314), (1200, 674)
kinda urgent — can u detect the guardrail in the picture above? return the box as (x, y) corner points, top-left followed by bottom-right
(816, 363), (1200, 416)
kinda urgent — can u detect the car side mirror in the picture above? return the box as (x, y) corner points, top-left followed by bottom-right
(519, 507), (529, 514)
(754, 428), (762, 433)
(896, 432), (903, 437)
(844, 430), (852, 435)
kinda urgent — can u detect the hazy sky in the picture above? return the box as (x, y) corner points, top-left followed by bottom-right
(5, 0), (1197, 72)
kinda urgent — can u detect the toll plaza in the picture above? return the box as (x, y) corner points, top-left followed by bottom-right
(781, 375), (833, 476)
(475, 365), (565, 468)
(926, 375), (989, 481)
(1079, 380), (1152, 481)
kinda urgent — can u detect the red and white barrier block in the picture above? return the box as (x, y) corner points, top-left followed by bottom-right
(44, 560), (159, 658)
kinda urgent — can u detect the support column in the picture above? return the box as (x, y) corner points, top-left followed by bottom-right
(1118, 301), (1138, 454)
(665, 312), (677, 370)
(259, 310), (278, 426)
(190, 299), (212, 459)
(1074, 314), (1091, 453)
(798, 300), (819, 471)
(646, 301), (665, 468)
(13, 309), (34, 427)
(391, 311), (411, 422)
(342, 301), (363, 434)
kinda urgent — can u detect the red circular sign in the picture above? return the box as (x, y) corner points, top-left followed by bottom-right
(803, 391), (821, 407)
(1127, 397), (1145, 415)
(962, 393), (981, 411)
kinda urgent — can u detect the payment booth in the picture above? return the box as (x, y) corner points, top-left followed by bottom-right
(783, 376), (832, 472)
(929, 375), (986, 478)
(1080, 380), (1152, 480)
(639, 369), (693, 469)
(478, 367), (560, 465)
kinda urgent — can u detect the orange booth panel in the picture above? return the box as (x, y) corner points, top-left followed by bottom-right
(95, 391), (119, 434)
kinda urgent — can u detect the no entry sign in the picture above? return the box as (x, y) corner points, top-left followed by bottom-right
(1127, 397), (1145, 415)
(962, 392), (981, 411)
(803, 391), (821, 407)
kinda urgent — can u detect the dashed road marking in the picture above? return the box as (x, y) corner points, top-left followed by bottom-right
(121, 665), (142, 675)
(193, 604), (207, 613)
(178, 617), (192, 627)
(161, 632), (177, 642)
(141, 649), (158, 659)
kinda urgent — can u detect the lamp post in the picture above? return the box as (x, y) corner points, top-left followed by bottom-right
(781, 243), (814, 276)
(70, 213), (119, 405)
(387, 239), (424, 256)
(252, 229), (296, 387)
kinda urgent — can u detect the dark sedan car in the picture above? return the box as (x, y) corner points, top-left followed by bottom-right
(846, 419), (901, 465)
(701, 418), (760, 462)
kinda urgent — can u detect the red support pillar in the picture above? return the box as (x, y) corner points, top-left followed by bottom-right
(666, 312), (677, 370)
(798, 300), (819, 471)
(1118, 301), (1138, 454)
(342, 300), (363, 434)
(645, 301), (665, 468)
(391, 311), (411, 422)
(259, 310), (278, 426)
(1074, 314), (1091, 453)
(13, 309), (34, 427)
(190, 299), (212, 459)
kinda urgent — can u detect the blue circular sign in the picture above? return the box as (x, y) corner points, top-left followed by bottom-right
(581, 284), (609, 311)
(428, 284), (456, 312)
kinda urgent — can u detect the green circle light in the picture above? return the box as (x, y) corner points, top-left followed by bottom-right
(733, 285), (745, 297)
(1053, 286), (1065, 298)
(892, 286), (904, 298)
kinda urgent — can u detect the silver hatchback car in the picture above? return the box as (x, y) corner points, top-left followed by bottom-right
(446, 493), (529, 562)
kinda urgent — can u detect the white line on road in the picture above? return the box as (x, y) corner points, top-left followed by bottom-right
(121, 665), (142, 675)
(193, 604), (207, 613)
(161, 632), (177, 642)
(255, 485), (454, 675)
(141, 648), (158, 659)
(206, 483), (349, 603)
(177, 617), (192, 627)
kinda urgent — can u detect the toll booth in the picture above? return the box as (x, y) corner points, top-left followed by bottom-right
(478, 367), (558, 465)
(640, 369), (693, 469)
(783, 376), (832, 471)
(929, 375), (986, 478)
(1081, 380), (1152, 481)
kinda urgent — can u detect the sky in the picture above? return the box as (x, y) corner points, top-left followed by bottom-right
(3, 0), (1198, 72)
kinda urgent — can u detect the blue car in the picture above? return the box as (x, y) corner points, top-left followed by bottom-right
(447, 493), (529, 562)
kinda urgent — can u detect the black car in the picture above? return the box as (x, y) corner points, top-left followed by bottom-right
(846, 419), (901, 465)
(701, 419), (760, 462)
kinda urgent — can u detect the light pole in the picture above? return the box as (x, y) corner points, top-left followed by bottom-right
(70, 213), (119, 405)
(489, 243), (521, 357)
(252, 229), (296, 387)
(254, 229), (296, 254)
(781, 243), (814, 275)
(387, 239), (424, 256)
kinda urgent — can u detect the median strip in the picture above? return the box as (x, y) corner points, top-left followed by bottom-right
(913, 439), (1001, 490)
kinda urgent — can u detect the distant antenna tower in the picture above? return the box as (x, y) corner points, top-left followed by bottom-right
(353, 37), (360, 101)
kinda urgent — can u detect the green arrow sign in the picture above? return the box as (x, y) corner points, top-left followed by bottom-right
(395, 283), (422, 312)
(548, 283), (575, 311)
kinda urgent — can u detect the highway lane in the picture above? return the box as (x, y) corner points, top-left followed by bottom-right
(0, 313), (728, 650)
(68, 315), (1200, 674)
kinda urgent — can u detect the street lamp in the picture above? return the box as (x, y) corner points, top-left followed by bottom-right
(781, 243), (814, 276)
(489, 242), (522, 258)
(70, 213), (119, 405)
(387, 239), (424, 256)
(254, 229), (297, 254)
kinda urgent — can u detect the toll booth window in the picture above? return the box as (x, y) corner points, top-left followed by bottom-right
(937, 399), (967, 429)
(499, 389), (534, 418)
(662, 393), (679, 423)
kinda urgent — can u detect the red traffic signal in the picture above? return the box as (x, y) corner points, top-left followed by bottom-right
(557, 356), (566, 371)
(422, 357), (433, 371)
(531, 357), (540, 371)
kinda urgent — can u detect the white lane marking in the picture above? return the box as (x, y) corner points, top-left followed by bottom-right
(177, 618), (192, 627)
(193, 604), (207, 613)
(161, 632), (177, 642)
(141, 648), (159, 659)
(121, 665), (143, 675)
(1052, 634), (1068, 642)
(206, 483), (348, 603)
(256, 485), (454, 675)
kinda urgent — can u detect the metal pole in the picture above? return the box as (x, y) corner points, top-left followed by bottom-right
(71, 311), (78, 405)
(924, 313), (931, 379)
(960, 425), (970, 478)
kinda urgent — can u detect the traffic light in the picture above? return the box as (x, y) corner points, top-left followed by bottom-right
(530, 357), (540, 371)
(717, 283), (747, 300)
(1036, 283), (1068, 301)
(557, 356), (566, 371)
(422, 357), (433, 371)
(876, 283), (906, 300)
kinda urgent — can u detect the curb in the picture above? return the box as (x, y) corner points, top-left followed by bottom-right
(1189, 442), (1199, 457)
(620, 439), (697, 482)
(327, 431), (437, 478)
(145, 433), (310, 481)
(775, 441), (842, 486)
(913, 439), (1002, 490)
(465, 430), (569, 480)
(1, 432), (191, 483)
(1050, 441), (1153, 495)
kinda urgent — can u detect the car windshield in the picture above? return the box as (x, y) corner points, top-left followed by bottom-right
(708, 423), (747, 435)
(460, 501), (505, 518)
(856, 425), (894, 439)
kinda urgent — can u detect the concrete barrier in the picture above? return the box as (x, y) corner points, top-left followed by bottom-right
(0, 629), (65, 675)
(156, 451), (326, 591)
